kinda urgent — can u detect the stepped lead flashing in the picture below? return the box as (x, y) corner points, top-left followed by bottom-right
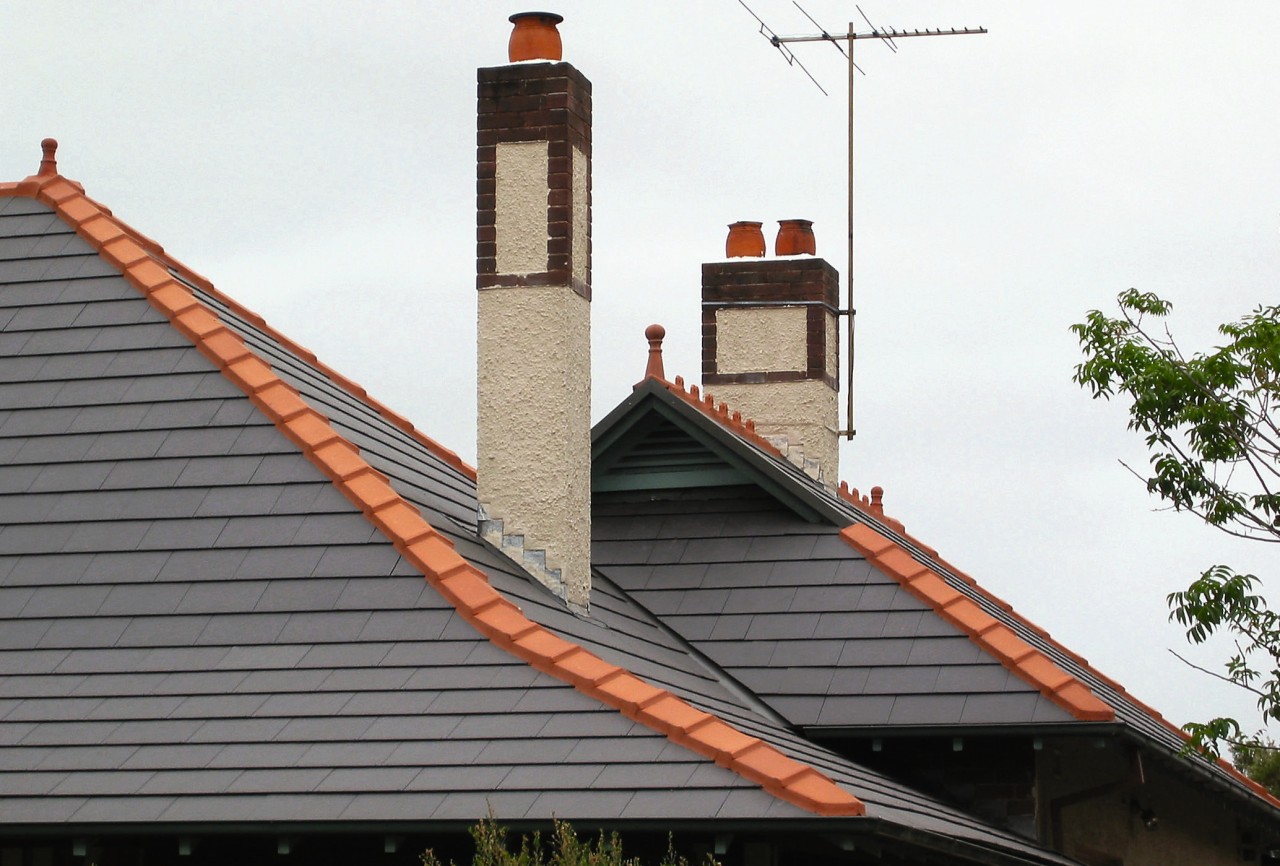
(0, 146), (863, 819)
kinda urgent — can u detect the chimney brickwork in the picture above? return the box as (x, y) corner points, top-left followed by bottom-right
(476, 53), (593, 611)
(702, 258), (840, 484)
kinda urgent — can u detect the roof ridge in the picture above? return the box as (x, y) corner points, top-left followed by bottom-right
(0, 170), (863, 819)
(658, 374), (789, 458)
(842, 522), (1116, 723)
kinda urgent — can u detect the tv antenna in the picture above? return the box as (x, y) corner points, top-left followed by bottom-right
(738, 1), (986, 440)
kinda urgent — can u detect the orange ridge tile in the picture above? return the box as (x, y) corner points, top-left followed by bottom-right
(840, 523), (1117, 725)
(0, 163), (868, 819)
(656, 376), (787, 460)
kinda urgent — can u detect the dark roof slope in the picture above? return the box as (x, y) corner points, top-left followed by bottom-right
(0, 151), (1082, 864)
(594, 486), (1074, 731)
(0, 194), (799, 826)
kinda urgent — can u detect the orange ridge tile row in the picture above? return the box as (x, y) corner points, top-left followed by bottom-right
(842, 523), (1116, 723)
(1, 166), (864, 819)
(845, 519), (1280, 809)
(660, 375), (789, 459)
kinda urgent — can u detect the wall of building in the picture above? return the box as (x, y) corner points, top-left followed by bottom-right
(1037, 737), (1244, 866)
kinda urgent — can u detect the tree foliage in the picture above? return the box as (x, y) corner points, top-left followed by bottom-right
(1072, 289), (1280, 757)
(422, 815), (715, 866)
(1232, 738), (1280, 798)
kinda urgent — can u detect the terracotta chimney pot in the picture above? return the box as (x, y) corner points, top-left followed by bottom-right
(508, 12), (564, 62)
(775, 219), (816, 256)
(725, 221), (766, 258)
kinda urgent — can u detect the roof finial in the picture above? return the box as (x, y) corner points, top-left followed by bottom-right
(644, 324), (666, 381)
(870, 486), (884, 515)
(38, 138), (58, 177)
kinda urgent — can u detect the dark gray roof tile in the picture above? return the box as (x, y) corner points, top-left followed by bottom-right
(175, 582), (269, 617)
(253, 578), (348, 612)
(194, 612), (289, 645)
(0, 796), (86, 822)
(385, 739), (485, 768)
(314, 766), (421, 792)
(295, 642), (397, 670)
(115, 615), (213, 649)
(887, 694), (969, 725)
(119, 743), (222, 770)
(37, 616), (130, 649)
(20, 584), (111, 617)
(189, 717), (290, 744)
(257, 692), (353, 717)
(622, 789), (729, 819)
(275, 715), (374, 742)
(339, 791), (448, 820)
(136, 768), (241, 795)
(0, 620), (53, 650)
(206, 742), (310, 769)
(297, 741), (399, 768)
(35, 744), (138, 771)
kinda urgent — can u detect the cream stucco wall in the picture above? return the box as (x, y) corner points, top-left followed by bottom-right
(477, 287), (591, 610)
(825, 308), (838, 381)
(1038, 739), (1243, 866)
(571, 145), (588, 286)
(716, 306), (807, 374)
(713, 305), (839, 484)
(713, 379), (838, 486)
(495, 141), (549, 276)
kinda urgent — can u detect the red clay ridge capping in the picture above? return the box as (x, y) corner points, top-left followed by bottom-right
(837, 482), (913, 537)
(842, 523), (1115, 723)
(632, 326), (788, 459)
(2, 145), (863, 819)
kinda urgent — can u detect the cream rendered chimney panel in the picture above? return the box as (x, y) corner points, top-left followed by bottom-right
(716, 306), (808, 374)
(826, 311), (838, 382)
(495, 141), (551, 276)
(571, 145), (588, 288)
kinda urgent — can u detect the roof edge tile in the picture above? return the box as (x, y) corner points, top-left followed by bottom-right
(840, 523), (1116, 724)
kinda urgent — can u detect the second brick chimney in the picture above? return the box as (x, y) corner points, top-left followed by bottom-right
(476, 13), (593, 611)
(702, 224), (840, 485)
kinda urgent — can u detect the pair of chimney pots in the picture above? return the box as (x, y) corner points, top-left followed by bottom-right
(726, 219), (816, 259)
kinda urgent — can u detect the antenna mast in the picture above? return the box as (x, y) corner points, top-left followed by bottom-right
(740, 2), (986, 440)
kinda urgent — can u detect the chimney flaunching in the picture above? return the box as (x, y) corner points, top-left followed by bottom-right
(702, 222), (840, 485)
(476, 13), (593, 611)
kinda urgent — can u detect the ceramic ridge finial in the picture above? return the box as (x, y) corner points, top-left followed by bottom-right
(38, 138), (58, 177)
(644, 324), (666, 381)
(870, 486), (884, 515)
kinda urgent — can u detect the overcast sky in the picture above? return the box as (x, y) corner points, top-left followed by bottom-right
(4, 2), (1278, 738)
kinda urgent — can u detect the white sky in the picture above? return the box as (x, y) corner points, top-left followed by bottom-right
(4, 1), (1278, 738)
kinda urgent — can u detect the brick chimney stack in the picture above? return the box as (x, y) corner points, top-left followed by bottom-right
(476, 13), (593, 611)
(702, 223), (840, 485)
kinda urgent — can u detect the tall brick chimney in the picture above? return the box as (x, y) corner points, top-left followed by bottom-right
(702, 223), (840, 485)
(476, 12), (593, 611)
